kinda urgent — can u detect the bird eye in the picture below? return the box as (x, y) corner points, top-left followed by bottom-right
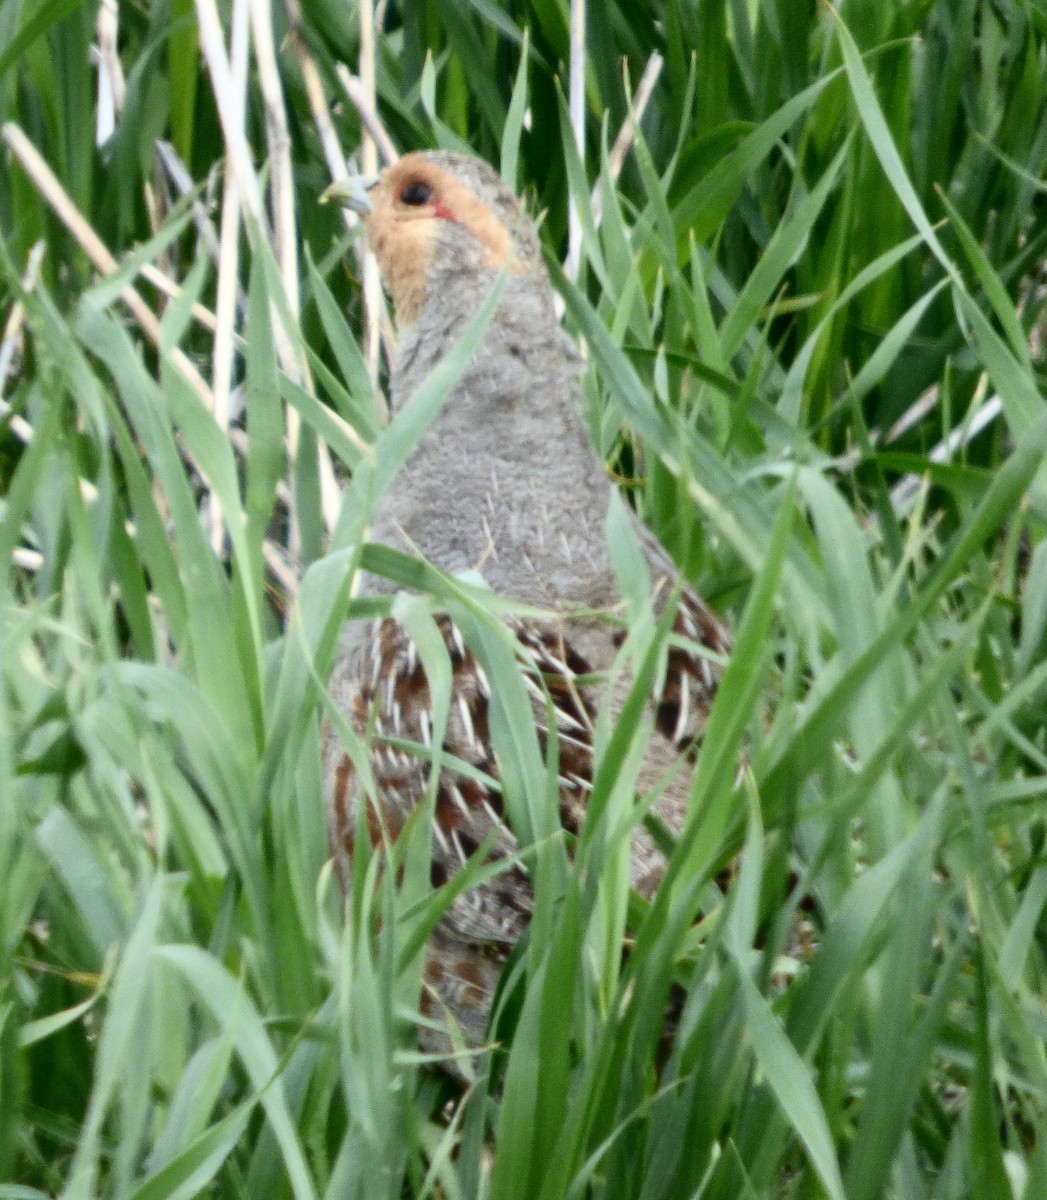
(400, 181), (433, 206)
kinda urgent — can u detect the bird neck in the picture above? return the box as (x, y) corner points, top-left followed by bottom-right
(392, 273), (573, 410)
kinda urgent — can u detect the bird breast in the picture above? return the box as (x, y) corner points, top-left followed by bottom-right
(368, 381), (615, 608)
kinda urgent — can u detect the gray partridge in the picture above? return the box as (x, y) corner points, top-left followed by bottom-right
(322, 151), (730, 1055)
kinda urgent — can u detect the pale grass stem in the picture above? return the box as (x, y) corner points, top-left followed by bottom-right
(2, 122), (216, 409)
(354, 0), (388, 409)
(209, 0), (250, 552)
(565, 0), (586, 281)
(335, 62), (399, 380)
(93, 0), (124, 145)
(589, 52), (664, 227)
(193, 0), (265, 220)
(0, 241), (45, 445)
(154, 141), (246, 318)
(2, 126), (303, 596)
(335, 65), (400, 170)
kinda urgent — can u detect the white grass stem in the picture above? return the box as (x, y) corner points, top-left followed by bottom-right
(355, 0), (386, 403)
(883, 384), (940, 445)
(263, 540), (300, 598)
(248, 0), (299, 327)
(284, 1), (350, 182)
(93, 0), (125, 145)
(335, 61), (398, 393)
(2, 122), (215, 411)
(253, 0), (342, 535)
(889, 391), (1002, 516)
(357, 0), (378, 180)
(335, 66), (399, 168)
(11, 547), (44, 572)
(144, 264), (222, 333)
(194, 0), (266, 221)
(209, 0), (250, 552)
(0, 242), (45, 442)
(154, 141), (247, 322)
(2, 131), (300, 599)
(565, 0), (586, 281)
(591, 52), (663, 226)
(279, 0), (361, 531)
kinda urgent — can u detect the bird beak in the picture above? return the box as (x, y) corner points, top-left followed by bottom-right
(319, 174), (380, 215)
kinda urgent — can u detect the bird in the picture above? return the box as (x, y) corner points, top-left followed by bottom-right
(321, 151), (731, 1058)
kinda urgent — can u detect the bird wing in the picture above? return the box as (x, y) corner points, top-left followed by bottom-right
(630, 514), (731, 751)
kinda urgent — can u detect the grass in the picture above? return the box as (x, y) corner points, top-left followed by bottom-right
(3, 0), (1047, 1197)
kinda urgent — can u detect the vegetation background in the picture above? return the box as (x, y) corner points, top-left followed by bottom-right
(2, 0), (1047, 1196)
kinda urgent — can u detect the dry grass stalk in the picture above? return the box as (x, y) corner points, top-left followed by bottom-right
(93, 0), (125, 145)
(590, 52), (663, 226)
(1, 127), (301, 596)
(2, 122), (216, 411)
(565, 0), (586, 281)
(0, 241), (46, 444)
(354, 0), (387, 403)
(248, 0), (300, 334)
(335, 66), (399, 169)
(154, 145), (226, 270)
(284, 0), (353, 185)
(207, 0), (251, 552)
(335, 60), (399, 388)
(194, 0), (265, 220)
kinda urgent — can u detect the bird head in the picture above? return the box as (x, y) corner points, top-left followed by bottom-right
(323, 152), (542, 327)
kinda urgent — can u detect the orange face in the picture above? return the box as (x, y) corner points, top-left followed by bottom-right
(363, 154), (517, 324)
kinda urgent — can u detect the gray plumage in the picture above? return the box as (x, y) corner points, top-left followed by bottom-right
(323, 151), (730, 1056)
